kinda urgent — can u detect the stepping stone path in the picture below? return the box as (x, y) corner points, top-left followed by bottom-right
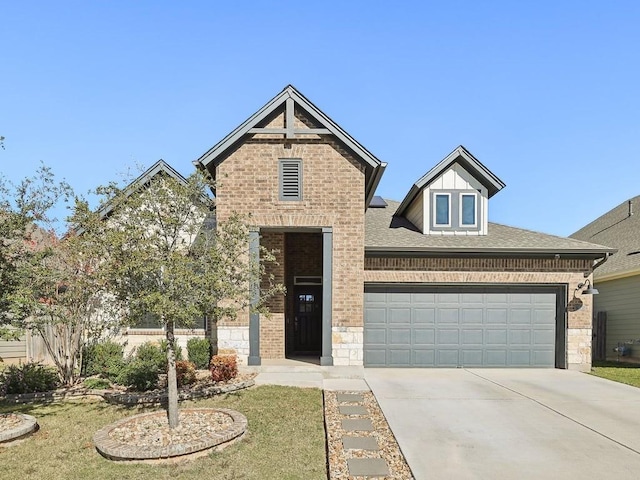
(335, 392), (390, 478)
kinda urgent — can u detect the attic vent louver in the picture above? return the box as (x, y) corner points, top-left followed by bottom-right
(279, 159), (302, 201)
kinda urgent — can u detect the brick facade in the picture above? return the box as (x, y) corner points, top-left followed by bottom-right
(214, 109), (365, 362)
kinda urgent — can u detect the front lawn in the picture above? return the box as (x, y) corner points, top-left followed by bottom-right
(590, 360), (640, 388)
(0, 385), (326, 480)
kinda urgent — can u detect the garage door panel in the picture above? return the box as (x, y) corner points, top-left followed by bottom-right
(413, 349), (435, 366)
(364, 286), (559, 368)
(413, 308), (435, 324)
(462, 308), (484, 324)
(389, 328), (411, 345)
(486, 309), (508, 324)
(437, 329), (460, 345)
(484, 349), (508, 366)
(365, 328), (386, 344)
(462, 349), (483, 365)
(485, 329), (508, 345)
(389, 349), (411, 366)
(389, 308), (411, 324)
(437, 350), (459, 366)
(413, 328), (435, 345)
(438, 309), (459, 324)
(461, 329), (483, 345)
(364, 308), (387, 324)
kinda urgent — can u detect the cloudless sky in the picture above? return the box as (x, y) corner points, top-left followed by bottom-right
(2, 1), (639, 237)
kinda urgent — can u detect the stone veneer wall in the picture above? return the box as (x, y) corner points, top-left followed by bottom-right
(363, 256), (596, 371)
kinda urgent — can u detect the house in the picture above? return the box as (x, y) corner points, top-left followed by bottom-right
(169, 84), (612, 372)
(571, 197), (640, 361)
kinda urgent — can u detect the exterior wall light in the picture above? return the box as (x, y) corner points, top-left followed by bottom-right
(576, 279), (599, 295)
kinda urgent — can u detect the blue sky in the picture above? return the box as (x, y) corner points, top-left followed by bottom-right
(2, 1), (639, 237)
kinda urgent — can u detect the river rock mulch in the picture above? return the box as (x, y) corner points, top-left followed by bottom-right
(324, 390), (414, 479)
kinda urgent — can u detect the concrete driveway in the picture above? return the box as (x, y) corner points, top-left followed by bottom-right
(365, 368), (640, 479)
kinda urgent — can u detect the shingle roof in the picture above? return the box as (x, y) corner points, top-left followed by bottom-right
(366, 199), (614, 256)
(570, 196), (640, 278)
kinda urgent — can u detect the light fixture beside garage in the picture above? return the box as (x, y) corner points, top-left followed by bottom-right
(576, 279), (599, 295)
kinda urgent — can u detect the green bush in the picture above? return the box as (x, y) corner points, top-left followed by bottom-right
(159, 339), (183, 362)
(0, 362), (60, 395)
(176, 360), (197, 386)
(82, 340), (125, 380)
(116, 359), (160, 391)
(210, 355), (238, 383)
(187, 337), (211, 369)
(83, 377), (112, 389)
(135, 342), (167, 371)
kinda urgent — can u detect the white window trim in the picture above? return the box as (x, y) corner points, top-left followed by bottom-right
(459, 192), (478, 227)
(433, 193), (451, 227)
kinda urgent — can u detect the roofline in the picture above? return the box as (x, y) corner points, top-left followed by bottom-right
(365, 246), (615, 257)
(365, 162), (387, 209)
(595, 267), (640, 283)
(194, 85), (381, 170)
(395, 145), (506, 216)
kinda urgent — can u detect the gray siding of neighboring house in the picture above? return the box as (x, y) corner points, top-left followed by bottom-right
(594, 275), (640, 359)
(0, 336), (27, 364)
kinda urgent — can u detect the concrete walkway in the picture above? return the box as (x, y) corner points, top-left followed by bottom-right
(242, 358), (369, 391)
(365, 368), (640, 480)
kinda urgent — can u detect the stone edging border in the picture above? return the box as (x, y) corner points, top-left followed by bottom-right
(93, 407), (247, 461)
(0, 413), (38, 443)
(0, 379), (255, 405)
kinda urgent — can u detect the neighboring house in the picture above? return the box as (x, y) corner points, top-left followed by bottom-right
(177, 84), (613, 372)
(571, 197), (640, 361)
(99, 160), (208, 356)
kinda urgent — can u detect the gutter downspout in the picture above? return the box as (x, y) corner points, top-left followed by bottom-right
(585, 252), (611, 278)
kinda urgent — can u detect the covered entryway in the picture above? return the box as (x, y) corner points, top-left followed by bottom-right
(364, 285), (566, 368)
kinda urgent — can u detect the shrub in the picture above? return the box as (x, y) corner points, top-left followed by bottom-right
(210, 355), (238, 383)
(83, 377), (112, 389)
(135, 342), (167, 371)
(176, 360), (197, 387)
(0, 362), (60, 394)
(159, 339), (183, 362)
(116, 359), (160, 391)
(187, 337), (211, 369)
(82, 340), (125, 380)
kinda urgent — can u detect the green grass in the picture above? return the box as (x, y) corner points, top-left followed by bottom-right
(0, 385), (327, 480)
(590, 360), (640, 388)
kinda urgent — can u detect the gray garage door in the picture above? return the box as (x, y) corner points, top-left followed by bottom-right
(364, 285), (562, 368)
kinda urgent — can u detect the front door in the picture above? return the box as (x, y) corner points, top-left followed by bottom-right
(293, 285), (322, 353)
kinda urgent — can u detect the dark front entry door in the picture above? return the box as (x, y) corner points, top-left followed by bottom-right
(293, 285), (322, 353)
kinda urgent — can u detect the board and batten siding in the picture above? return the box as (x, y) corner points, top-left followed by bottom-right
(594, 275), (640, 359)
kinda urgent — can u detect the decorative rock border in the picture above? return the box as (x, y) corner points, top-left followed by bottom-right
(0, 413), (38, 444)
(0, 378), (255, 405)
(93, 408), (247, 461)
(103, 379), (255, 406)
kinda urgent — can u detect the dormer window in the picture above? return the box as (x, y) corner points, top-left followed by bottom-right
(434, 193), (451, 226)
(431, 190), (480, 232)
(460, 193), (477, 226)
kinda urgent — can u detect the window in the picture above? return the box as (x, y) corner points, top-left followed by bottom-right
(460, 193), (477, 226)
(279, 159), (302, 201)
(434, 194), (450, 226)
(131, 313), (206, 330)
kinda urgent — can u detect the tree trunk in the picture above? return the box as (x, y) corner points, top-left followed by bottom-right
(166, 321), (179, 429)
(209, 317), (218, 357)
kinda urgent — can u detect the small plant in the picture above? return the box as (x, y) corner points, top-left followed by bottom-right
(176, 360), (197, 386)
(0, 362), (60, 394)
(82, 340), (125, 380)
(83, 377), (112, 389)
(210, 355), (238, 383)
(159, 339), (183, 362)
(187, 337), (211, 369)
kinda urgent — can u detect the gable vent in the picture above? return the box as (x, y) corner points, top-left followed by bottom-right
(279, 159), (302, 201)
